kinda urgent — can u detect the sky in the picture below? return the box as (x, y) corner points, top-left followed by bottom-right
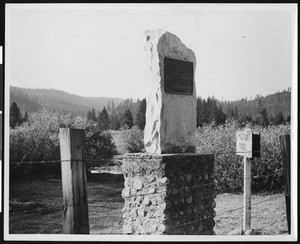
(5, 4), (296, 101)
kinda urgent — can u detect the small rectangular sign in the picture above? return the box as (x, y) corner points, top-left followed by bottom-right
(236, 130), (253, 158)
(164, 57), (193, 95)
(236, 130), (260, 159)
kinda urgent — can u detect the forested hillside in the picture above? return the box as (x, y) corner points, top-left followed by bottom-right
(9, 85), (291, 130)
(218, 89), (291, 122)
(10, 86), (123, 116)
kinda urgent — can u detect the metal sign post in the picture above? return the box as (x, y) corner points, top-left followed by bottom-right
(236, 128), (260, 232)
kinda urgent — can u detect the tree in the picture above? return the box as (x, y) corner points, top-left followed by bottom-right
(238, 113), (252, 127)
(206, 97), (226, 126)
(109, 114), (120, 130)
(123, 109), (133, 129)
(233, 105), (239, 119)
(196, 97), (226, 126)
(196, 97), (203, 127)
(196, 97), (209, 126)
(87, 108), (97, 122)
(258, 108), (269, 127)
(108, 101), (120, 130)
(23, 111), (29, 123)
(225, 104), (234, 120)
(98, 107), (110, 130)
(269, 115), (276, 125)
(134, 98), (146, 130)
(274, 111), (284, 125)
(215, 106), (226, 125)
(10, 101), (22, 128)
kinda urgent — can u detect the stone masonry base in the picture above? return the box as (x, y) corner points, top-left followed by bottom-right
(121, 153), (216, 235)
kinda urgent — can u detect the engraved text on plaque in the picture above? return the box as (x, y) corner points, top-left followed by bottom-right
(164, 57), (193, 95)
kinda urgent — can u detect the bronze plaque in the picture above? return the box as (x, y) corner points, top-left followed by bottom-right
(164, 57), (193, 95)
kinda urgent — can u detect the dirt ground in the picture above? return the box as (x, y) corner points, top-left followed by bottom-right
(9, 177), (288, 235)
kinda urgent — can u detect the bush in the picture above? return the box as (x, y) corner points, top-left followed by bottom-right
(196, 120), (290, 193)
(122, 126), (145, 153)
(84, 125), (117, 168)
(10, 108), (117, 179)
(251, 123), (290, 192)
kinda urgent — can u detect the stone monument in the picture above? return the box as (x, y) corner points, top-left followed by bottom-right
(143, 29), (197, 154)
(121, 30), (215, 235)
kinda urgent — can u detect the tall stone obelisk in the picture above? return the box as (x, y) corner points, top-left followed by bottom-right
(143, 29), (197, 154)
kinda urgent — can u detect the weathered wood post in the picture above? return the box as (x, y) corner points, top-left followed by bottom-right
(243, 156), (251, 231)
(280, 134), (291, 234)
(59, 128), (89, 234)
(237, 129), (260, 233)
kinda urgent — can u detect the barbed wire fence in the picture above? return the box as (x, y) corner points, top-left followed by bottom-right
(9, 156), (289, 235)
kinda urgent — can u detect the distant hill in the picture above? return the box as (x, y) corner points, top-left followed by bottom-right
(217, 89), (291, 120)
(10, 86), (124, 116)
(10, 86), (291, 122)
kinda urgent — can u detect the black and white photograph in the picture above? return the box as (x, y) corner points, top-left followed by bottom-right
(2, 3), (298, 242)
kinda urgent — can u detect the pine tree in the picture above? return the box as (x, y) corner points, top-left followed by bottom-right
(98, 107), (110, 130)
(274, 111), (284, 125)
(123, 109), (134, 129)
(238, 113), (252, 127)
(134, 98), (146, 130)
(10, 101), (22, 128)
(205, 97), (226, 125)
(87, 110), (91, 120)
(109, 101), (120, 130)
(233, 105), (239, 119)
(87, 108), (97, 122)
(259, 108), (269, 127)
(225, 104), (234, 120)
(197, 98), (209, 126)
(109, 114), (120, 130)
(269, 115), (276, 125)
(106, 100), (112, 115)
(216, 106), (226, 125)
(23, 111), (29, 123)
(196, 97), (203, 127)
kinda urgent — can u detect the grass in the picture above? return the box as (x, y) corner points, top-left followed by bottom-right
(214, 193), (288, 235)
(9, 176), (289, 235)
(9, 177), (124, 234)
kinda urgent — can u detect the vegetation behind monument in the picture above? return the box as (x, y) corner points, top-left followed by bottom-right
(10, 108), (116, 179)
(9, 88), (291, 192)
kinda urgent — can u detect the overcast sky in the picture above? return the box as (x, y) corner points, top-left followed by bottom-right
(5, 4), (296, 101)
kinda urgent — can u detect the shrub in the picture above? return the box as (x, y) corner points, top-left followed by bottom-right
(122, 126), (145, 153)
(10, 108), (117, 179)
(251, 123), (290, 192)
(195, 119), (290, 193)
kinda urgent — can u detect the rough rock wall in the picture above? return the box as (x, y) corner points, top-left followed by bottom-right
(143, 30), (197, 154)
(122, 153), (216, 235)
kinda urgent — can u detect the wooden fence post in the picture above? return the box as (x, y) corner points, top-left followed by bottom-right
(59, 128), (89, 234)
(243, 156), (251, 232)
(280, 134), (290, 234)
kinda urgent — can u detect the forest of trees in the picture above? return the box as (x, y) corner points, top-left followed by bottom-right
(196, 92), (290, 127)
(10, 89), (291, 130)
(219, 89), (291, 124)
(86, 98), (146, 131)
